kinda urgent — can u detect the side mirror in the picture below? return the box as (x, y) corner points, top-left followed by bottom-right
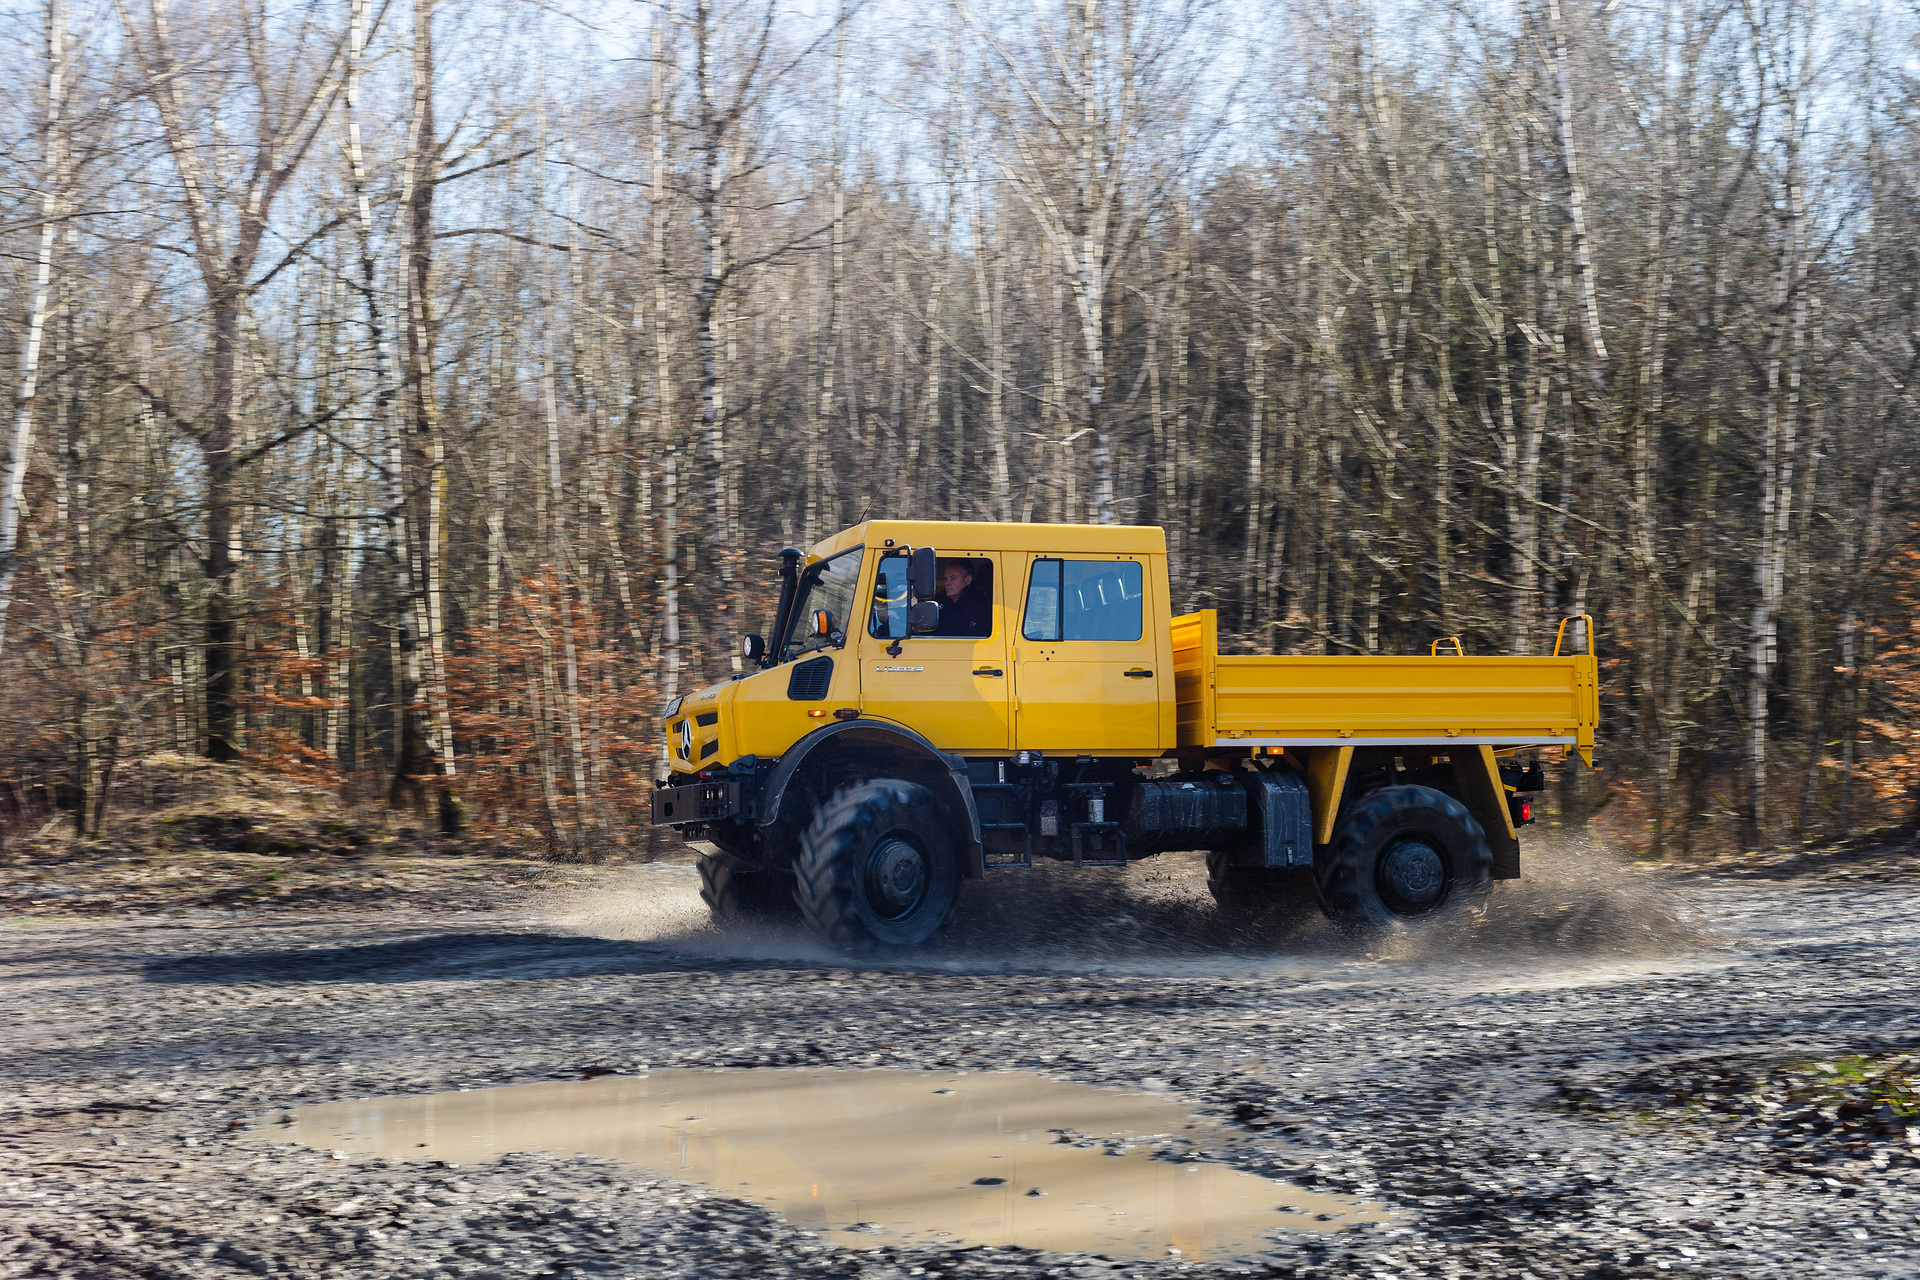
(909, 546), (938, 601)
(813, 609), (835, 638)
(908, 600), (942, 634)
(741, 633), (766, 664)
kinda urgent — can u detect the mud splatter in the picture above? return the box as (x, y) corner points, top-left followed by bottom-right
(553, 831), (1710, 971)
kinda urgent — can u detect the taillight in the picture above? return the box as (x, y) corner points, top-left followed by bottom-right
(1508, 795), (1535, 826)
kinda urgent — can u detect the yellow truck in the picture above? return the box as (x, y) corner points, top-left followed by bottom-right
(652, 520), (1599, 949)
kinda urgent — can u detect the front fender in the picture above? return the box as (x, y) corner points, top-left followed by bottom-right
(756, 719), (986, 878)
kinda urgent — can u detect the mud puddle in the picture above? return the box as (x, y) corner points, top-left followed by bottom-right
(262, 1068), (1389, 1260)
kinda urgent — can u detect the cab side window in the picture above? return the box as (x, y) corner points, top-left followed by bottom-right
(870, 554), (995, 639)
(1022, 560), (1144, 642)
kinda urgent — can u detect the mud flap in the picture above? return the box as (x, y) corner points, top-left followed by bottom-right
(1450, 746), (1521, 880)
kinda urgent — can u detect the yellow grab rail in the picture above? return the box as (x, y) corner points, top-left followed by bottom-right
(1553, 614), (1595, 658)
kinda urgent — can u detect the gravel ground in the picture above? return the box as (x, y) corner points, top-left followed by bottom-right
(0, 755), (594, 919)
(5, 835), (1920, 1279)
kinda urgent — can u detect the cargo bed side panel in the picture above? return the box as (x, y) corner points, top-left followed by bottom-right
(1212, 653), (1593, 747)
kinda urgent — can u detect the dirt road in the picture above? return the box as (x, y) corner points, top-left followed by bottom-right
(5, 842), (1919, 1279)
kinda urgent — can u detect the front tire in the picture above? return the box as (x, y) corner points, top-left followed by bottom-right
(698, 856), (798, 922)
(1315, 784), (1492, 931)
(794, 780), (961, 949)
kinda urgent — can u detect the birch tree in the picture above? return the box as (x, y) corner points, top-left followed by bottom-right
(0, 0), (69, 661)
(390, 0), (461, 831)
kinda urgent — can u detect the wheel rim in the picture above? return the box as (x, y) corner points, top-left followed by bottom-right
(1376, 836), (1448, 915)
(864, 835), (928, 921)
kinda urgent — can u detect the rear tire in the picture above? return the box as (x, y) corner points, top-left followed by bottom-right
(698, 856), (797, 922)
(794, 780), (960, 949)
(1315, 784), (1492, 931)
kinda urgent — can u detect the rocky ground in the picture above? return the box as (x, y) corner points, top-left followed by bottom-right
(4, 813), (1919, 1279)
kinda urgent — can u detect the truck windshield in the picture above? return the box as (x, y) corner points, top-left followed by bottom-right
(781, 548), (865, 660)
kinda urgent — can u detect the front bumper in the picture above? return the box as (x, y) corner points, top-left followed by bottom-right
(650, 780), (743, 826)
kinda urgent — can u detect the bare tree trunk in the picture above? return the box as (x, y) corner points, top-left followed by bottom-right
(0, 0), (66, 662)
(341, 0), (388, 788)
(394, 0), (459, 831)
(652, 0), (681, 769)
(1074, 0), (1111, 523)
(543, 366), (598, 839)
(693, 0), (728, 556)
(1242, 214), (1269, 632)
(920, 217), (948, 515)
(1548, 0), (1607, 366)
(965, 122), (1012, 523)
(1747, 34), (1807, 850)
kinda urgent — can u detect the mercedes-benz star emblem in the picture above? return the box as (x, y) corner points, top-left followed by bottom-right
(679, 719), (693, 760)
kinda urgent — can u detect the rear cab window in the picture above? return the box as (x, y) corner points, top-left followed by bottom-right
(1022, 559), (1145, 642)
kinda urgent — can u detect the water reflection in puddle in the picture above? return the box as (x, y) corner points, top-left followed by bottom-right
(264, 1069), (1390, 1260)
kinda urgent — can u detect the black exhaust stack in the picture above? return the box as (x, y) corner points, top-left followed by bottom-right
(766, 548), (803, 666)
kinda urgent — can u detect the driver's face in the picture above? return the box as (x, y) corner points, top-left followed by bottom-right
(941, 565), (972, 598)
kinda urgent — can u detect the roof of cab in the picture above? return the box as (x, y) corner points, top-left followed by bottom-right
(806, 520), (1167, 561)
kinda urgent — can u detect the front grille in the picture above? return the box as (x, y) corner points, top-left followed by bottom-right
(787, 656), (832, 701)
(699, 739), (719, 760)
(696, 711), (719, 727)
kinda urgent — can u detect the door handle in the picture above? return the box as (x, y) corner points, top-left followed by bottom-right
(1123, 668), (1154, 678)
(973, 668), (1004, 677)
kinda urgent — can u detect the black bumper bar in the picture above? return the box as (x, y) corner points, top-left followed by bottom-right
(650, 780), (743, 826)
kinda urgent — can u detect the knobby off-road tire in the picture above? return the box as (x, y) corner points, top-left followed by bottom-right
(1315, 784), (1492, 932)
(794, 780), (960, 949)
(1206, 851), (1315, 921)
(697, 856), (798, 922)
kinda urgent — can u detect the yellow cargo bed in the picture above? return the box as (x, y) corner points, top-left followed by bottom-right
(1171, 610), (1598, 764)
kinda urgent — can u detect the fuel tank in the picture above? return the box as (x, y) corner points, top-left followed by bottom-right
(1122, 773), (1248, 851)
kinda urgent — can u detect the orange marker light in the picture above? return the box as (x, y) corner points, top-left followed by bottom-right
(807, 709), (829, 718)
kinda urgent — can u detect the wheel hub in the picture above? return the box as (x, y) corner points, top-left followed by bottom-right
(1377, 837), (1446, 914)
(867, 837), (928, 917)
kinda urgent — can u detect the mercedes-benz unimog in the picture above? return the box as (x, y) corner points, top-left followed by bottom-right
(651, 521), (1599, 950)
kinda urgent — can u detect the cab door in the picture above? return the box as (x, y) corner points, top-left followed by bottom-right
(858, 549), (1011, 752)
(1011, 553), (1165, 754)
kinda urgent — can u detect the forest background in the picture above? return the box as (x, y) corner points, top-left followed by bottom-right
(1, 0), (1916, 860)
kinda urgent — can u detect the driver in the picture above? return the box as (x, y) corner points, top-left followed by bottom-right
(934, 559), (991, 638)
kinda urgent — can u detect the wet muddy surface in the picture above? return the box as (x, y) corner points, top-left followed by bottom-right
(5, 839), (1920, 1278)
(270, 1069), (1386, 1258)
